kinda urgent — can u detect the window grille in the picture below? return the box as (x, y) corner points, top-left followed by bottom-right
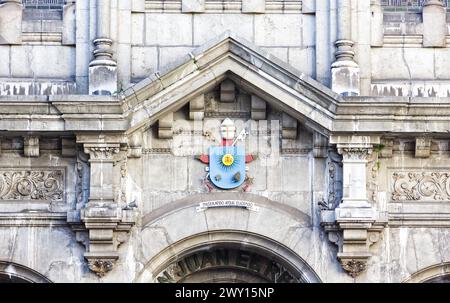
(22, 0), (65, 21)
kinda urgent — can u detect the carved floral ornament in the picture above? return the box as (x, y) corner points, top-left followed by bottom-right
(88, 260), (114, 277)
(340, 259), (367, 278)
(337, 147), (373, 160)
(85, 146), (120, 160)
(0, 170), (64, 201)
(392, 172), (450, 201)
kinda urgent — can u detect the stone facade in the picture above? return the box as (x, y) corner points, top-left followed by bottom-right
(1, 0), (450, 283)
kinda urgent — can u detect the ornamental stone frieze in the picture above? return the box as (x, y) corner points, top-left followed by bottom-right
(321, 135), (387, 278)
(392, 172), (450, 201)
(0, 169), (64, 201)
(67, 134), (137, 277)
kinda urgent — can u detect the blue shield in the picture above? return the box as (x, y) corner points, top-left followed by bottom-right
(209, 146), (246, 189)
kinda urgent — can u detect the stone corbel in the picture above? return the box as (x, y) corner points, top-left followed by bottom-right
(415, 137), (431, 158)
(189, 95), (205, 121)
(423, 0), (446, 48)
(158, 113), (174, 139)
(251, 95), (266, 121)
(313, 132), (328, 158)
(128, 132), (143, 158)
(68, 134), (137, 277)
(220, 80), (236, 103)
(23, 136), (39, 157)
(0, 0), (22, 45)
(321, 135), (387, 278)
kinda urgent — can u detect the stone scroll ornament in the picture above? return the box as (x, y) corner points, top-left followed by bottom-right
(196, 118), (256, 191)
(392, 172), (450, 201)
(0, 170), (64, 201)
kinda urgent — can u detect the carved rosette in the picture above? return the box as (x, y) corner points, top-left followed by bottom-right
(88, 259), (115, 277)
(340, 259), (367, 278)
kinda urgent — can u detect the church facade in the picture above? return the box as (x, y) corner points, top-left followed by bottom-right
(0, 0), (450, 283)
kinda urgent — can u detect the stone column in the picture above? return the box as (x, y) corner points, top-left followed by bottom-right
(331, 0), (360, 96)
(0, 0), (22, 45)
(74, 135), (136, 277)
(422, 0), (447, 48)
(321, 135), (386, 278)
(89, 0), (118, 95)
(370, 0), (383, 47)
(316, 0), (331, 87)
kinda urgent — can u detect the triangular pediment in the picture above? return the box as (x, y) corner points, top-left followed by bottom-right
(122, 32), (340, 136)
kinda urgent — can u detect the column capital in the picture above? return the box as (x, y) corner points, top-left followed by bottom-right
(84, 144), (120, 161)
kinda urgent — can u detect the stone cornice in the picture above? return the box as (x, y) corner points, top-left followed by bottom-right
(4, 36), (450, 135)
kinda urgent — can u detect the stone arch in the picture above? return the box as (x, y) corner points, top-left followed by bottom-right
(0, 261), (51, 283)
(403, 262), (450, 283)
(135, 230), (322, 283)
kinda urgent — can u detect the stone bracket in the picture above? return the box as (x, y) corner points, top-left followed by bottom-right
(321, 209), (387, 278)
(23, 136), (39, 158)
(250, 95), (266, 121)
(158, 112), (174, 139)
(220, 80), (236, 103)
(189, 95), (205, 121)
(415, 137), (431, 158)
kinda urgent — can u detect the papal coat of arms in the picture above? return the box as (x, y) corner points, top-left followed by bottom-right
(197, 118), (255, 191)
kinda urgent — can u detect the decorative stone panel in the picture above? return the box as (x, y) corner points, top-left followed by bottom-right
(0, 169), (64, 201)
(392, 171), (450, 201)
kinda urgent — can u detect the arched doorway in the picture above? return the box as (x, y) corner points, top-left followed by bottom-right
(136, 231), (322, 283)
(404, 262), (450, 283)
(0, 261), (51, 283)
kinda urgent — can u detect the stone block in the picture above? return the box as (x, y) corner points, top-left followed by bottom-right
(131, 47), (158, 79)
(89, 64), (118, 96)
(415, 137), (431, 158)
(371, 48), (435, 80)
(62, 1), (76, 45)
(146, 14), (192, 46)
(251, 95), (266, 120)
(193, 14), (253, 45)
(282, 113), (297, 140)
(131, 13), (145, 45)
(131, 0), (145, 12)
(220, 79), (236, 103)
(289, 47), (316, 77)
(302, 0), (315, 13)
(159, 46), (195, 69)
(189, 94), (205, 120)
(255, 14), (302, 47)
(242, 0), (265, 13)
(11, 46), (76, 78)
(423, 1), (447, 48)
(371, 0), (384, 47)
(0, 1), (22, 45)
(301, 15), (316, 47)
(158, 113), (174, 139)
(61, 138), (77, 157)
(182, 0), (205, 13)
(23, 136), (39, 158)
(261, 47), (288, 63)
(0, 46), (10, 76)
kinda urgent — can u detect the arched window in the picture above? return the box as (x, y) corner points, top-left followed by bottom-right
(0, 261), (51, 283)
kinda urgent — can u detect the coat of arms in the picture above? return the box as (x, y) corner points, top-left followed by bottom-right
(197, 118), (255, 191)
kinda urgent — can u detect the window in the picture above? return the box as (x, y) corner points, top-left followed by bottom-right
(22, 0), (65, 21)
(22, 0), (65, 34)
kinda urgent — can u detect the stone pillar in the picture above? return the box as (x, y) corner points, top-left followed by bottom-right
(423, 0), (447, 48)
(62, 0), (77, 45)
(321, 135), (386, 278)
(370, 0), (383, 47)
(331, 0), (360, 96)
(0, 0), (22, 45)
(316, 0), (331, 86)
(89, 0), (118, 95)
(74, 135), (136, 277)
